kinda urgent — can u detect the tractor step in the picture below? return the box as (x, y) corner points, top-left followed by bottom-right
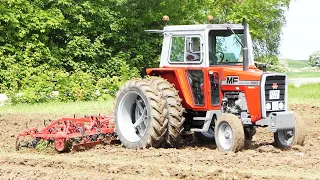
(193, 117), (210, 121)
(190, 128), (205, 132)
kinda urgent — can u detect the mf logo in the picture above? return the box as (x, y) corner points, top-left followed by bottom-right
(226, 76), (239, 84)
(272, 83), (278, 89)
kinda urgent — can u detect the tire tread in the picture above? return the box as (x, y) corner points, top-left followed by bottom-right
(147, 76), (185, 147)
(115, 79), (167, 149)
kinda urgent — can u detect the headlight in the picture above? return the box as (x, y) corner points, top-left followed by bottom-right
(266, 102), (272, 110)
(278, 102), (285, 109)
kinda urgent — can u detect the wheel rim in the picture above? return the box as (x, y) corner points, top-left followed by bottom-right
(217, 122), (233, 150)
(117, 91), (149, 142)
(277, 130), (294, 146)
(54, 139), (66, 152)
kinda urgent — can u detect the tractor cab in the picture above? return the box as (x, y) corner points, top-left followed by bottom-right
(157, 23), (255, 68)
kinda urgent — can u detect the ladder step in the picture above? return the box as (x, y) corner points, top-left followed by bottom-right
(190, 128), (203, 132)
(193, 117), (210, 121)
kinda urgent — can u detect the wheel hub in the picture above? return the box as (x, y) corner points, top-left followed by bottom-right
(277, 129), (295, 146)
(133, 98), (148, 137)
(225, 131), (230, 139)
(285, 131), (293, 138)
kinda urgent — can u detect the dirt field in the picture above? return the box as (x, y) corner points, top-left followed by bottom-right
(1, 104), (320, 180)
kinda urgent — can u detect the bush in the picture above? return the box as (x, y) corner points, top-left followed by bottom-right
(309, 51), (320, 67)
(55, 71), (97, 102)
(96, 62), (139, 99)
(255, 55), (288, 72)
(7, 61), (139, 104)
(9, 68), (56, 104)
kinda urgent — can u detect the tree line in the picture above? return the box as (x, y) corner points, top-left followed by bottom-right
(0, 0), (290, 103)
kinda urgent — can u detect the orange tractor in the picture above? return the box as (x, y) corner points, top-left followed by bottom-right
(16, 17), (306, 153)
(114, 16), (306, 152)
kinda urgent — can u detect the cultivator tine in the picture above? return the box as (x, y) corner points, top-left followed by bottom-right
(81, 123), (85, 138)
(97, 117), (101, 135)
(15, 137), (21, 150)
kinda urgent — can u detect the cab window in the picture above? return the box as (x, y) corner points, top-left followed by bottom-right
(169, 36), (202, 63)
(209, 30), (244, 65)
(169, 36), (185, 62)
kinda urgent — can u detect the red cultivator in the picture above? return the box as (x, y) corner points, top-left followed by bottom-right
(16, 116), (116, 152)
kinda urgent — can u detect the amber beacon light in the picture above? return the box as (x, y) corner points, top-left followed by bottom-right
(162, 15), (169, 24)
(207, 15), (213, 24)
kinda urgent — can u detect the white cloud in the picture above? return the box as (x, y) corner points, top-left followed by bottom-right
(280, 0), (320, 60)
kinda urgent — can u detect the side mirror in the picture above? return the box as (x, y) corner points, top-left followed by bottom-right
(262, 64), (267, 72)
(213, 72), (219, 80)
(254, 62), (267, 72)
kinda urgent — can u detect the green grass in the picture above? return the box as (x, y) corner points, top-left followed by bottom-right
(288, 83), (320, 105)
(286, 72), (320, 78)
(0, 100), (114, 115)
(284, 59), (320, 78)
(285, 59), (309, 69)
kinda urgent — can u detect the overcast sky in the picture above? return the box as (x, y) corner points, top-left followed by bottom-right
(280, 0), (320, 60)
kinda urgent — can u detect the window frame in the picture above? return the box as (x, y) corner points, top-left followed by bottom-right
(168, 35), (203, 64)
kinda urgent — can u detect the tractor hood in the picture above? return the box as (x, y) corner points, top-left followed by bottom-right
(218, 66), (263, 82)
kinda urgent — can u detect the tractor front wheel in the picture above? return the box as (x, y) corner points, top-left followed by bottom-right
(274, 113), (306, 149)
(214, 114), (245, 152)
(114, 79), (168, 149)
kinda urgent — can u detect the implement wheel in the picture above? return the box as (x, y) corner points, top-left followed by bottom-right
(147, 76), (185, 147)
(274, 113), (306, 149)
(214, 114), (245, 152)
(54, 138), (71, 152)
(115, 79), (167, 149)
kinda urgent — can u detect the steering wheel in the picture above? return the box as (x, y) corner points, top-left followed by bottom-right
(216, 51), (225, 64)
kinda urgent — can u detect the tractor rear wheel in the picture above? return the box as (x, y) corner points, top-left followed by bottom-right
(115, 79), (168, 149)
(147, 76), (185, 147)
(214, 114), (245, 152)
(274, 113), (306, 149)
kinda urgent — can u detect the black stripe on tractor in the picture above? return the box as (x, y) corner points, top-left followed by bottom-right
(265, 76), (286, 101)
(140, 67), (147, 78)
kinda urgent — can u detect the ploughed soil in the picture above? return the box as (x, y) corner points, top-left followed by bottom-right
(1, 104), (320, 180)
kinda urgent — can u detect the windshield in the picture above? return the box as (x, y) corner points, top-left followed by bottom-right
(209, 29), (253, 66)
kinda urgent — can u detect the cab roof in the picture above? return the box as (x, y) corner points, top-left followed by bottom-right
(163, 24), (244, 32)
(146, 24), (245, 34)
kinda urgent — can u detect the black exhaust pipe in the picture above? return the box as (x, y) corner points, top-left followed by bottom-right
(242, 18), (249, 71)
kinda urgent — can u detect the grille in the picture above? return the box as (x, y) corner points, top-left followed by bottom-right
(265, 75), (286, 102)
